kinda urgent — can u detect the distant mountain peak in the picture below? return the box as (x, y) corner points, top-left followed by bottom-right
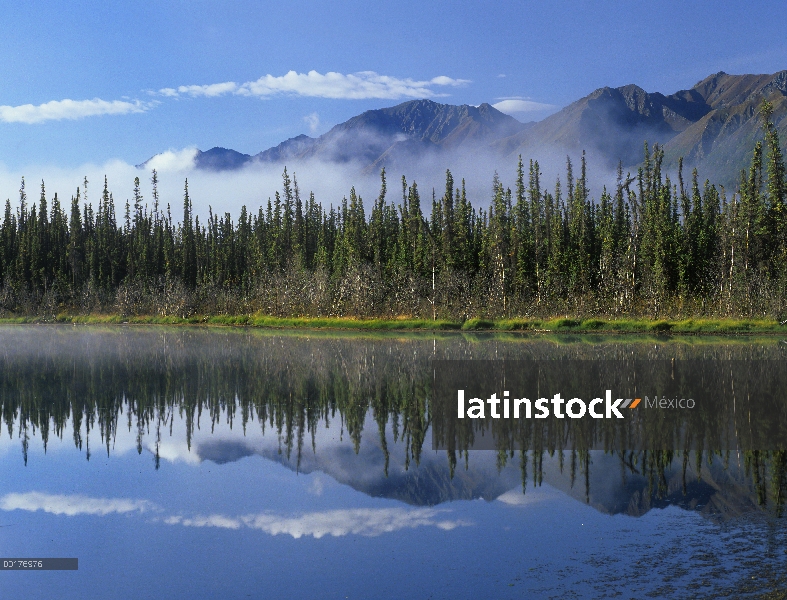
(194, 147), (251, 171)
(139, 70), (787, 190)
(253, 97), (527, 169)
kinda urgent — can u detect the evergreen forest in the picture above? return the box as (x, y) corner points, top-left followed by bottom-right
(2, 102), (787, 321)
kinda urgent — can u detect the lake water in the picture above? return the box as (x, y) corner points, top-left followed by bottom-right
(1, 326), (786, 599)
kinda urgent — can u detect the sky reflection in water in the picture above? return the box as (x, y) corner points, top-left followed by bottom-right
(1, 326), (786, 599)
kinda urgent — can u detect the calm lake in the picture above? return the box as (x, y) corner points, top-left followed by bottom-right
(1, 326), (786, 599)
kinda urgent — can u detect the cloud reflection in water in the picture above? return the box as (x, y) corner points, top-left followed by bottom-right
(1, 492), (471, 539)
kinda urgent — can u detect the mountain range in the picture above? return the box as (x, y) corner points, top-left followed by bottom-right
(142, 70), (787, 187)
(195, 437), (765, 521)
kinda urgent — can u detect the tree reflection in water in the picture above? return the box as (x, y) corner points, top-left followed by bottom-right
(1, 325), (785, 518)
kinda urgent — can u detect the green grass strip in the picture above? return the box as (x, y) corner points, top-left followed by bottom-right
(0, 314), (786, 334)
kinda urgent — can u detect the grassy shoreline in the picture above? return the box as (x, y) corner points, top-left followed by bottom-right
(1, 314), (786, 334)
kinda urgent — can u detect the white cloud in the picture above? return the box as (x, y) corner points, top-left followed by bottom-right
(177, 82), (239, 98)
(161, 70), (470, 101)
(240, 507), (469, 539)
(1, 488), (469, 540)
(143, 147), (199, 172)
(0, 491), (156, 516)
(0, 69), (468, 126)
(303, 112), (320, 133)
(497, 484), (562, 506)
(492, 99), (557, 116)
(239, 70), (469, 100)
(429, 75), (463, 86)
(164, 507), (469, 538)
(0, 98), (151, 124)
(1, 70), (469, 126)
(165, 514), (241, 529)
(146, 439), (202, 464)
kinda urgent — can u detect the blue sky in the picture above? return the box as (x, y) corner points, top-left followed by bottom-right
(1, 0), (786, 205)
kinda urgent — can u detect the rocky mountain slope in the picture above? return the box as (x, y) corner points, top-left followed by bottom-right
(157, 99), (528, 175)
(142, 71), (787, 187)
(495, 70), (787, 184)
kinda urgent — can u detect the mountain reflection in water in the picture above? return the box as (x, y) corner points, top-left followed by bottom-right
(2, 325), (786, 521)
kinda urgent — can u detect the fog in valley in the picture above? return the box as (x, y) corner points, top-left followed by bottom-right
(0, 142), (623, 224)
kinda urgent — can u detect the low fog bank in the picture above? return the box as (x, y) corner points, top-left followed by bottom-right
(0, 147), (623, 224)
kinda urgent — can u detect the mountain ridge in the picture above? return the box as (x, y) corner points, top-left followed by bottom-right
(140, 70), (787, 187)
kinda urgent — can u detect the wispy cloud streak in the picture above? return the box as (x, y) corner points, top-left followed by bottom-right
(161, 70), (470, 100)
(1, 491), (470, 538)
(1, 70), (469, 126)
(303, 112), (320, 133)
(0, 98), (151, 124)
(0, 491), (156, 516)
(169, 507), (469, 538)
(161, 82), (239, 98)
(492, 98), (556, 116)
